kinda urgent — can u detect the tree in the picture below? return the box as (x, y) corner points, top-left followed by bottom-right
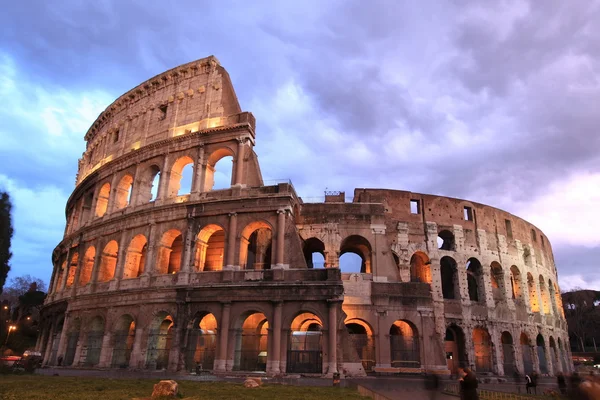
(562, 288), (600, 352)
(0, 191), (13, 294)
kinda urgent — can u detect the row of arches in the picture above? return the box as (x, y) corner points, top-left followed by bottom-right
(444, 325), (569, 376)
(54, 221), (277, 291)
(67, 148), (238, 236)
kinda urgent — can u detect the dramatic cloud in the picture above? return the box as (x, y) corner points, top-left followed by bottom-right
(1, 0), (599, 291)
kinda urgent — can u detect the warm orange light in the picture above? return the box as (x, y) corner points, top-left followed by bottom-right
(8, 325), (16, 331)
(2, 306), (7, 310)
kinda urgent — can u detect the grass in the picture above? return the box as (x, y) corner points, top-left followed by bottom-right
(0, 375), (368, 400)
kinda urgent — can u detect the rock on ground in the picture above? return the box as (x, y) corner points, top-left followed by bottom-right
(151, 380), (178, 398)
(244, 377), (262, 388)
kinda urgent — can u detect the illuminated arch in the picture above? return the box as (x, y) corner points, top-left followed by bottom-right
(194, 224), (225, 271)
(98, 240), (118, 282)
(239, 221), (273, 270)
(409, 251), (431, 283)
(95, 183), (110, 217)
(156, 229), (183, 274)
(123, 234), (147, 278)
(79, 246), (96, 285)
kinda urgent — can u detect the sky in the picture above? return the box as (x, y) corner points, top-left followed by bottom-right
(1, 0), (599, 292)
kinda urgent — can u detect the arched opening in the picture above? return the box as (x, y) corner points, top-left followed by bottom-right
(287, 312), (323, 374)
(554, 283), (565, 318)
(204, 148), (235, 191)
(55, 262), (66, 293)
(548, 279), (559, 316)
(389, 320), (420, 369)
(111, 315), (136, 368)
(501, 331), (515, 376)
(115, 174), (134, 210)
(445, 325), (467, 375)
(345, 319), (375, 372)
(95, 183), (110, 217)
(240, 222), (272, 270)
(84, 316), (105, 367)
(81, 192), (94, 225)
(65, 253), (79, 288)
(123, 234), (147, 278)
(185, 313), (217, 372)
(510, 266), (522, 301)
(137, 165), (161, 203)
(537, 334), (548, 374)
(466, 258), (484, 303)
(549, 337), (559, 373)
(441, 256), (459, 299)
(303, 237), (326, 268)
(527, 273), (540, 312)
(49, 316), (64, 365)
(79, 246), (95, 285)
(437, 230), (455, 251)
(233, 312), (269, 372)
(339, 235), (372, 273)
(473, 327), (493, 372)
(558, 338), (567, 373)
(167, 156), (194, 198)
(64, 318), (81, 366)
(156, 229), (183, 274)
(409, 251), (431, 283)
(539, 276), (551, 315)
(194, 225), (225, 271)
(98, 240), (118, 282)
(490, 262), (505, 304)
(520, 333), (534, 375)
(146, 313), (174, 370)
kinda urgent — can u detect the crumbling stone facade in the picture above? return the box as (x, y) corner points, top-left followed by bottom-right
(39, 56), (571, 377)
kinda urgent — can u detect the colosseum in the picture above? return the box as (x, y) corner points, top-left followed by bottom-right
(39, 56), (572, 378)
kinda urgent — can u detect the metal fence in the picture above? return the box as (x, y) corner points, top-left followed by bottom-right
(146, 330), (172, 370)
(286, 331), (323, 373)
(111, 330), (135, 368)
(233, 329), (267, 372)
(84, 331), (104, 366)
(390, 335), (420, 368)
(64, 332), (79, 366)
(349, 333), (375, 372)
(184, 330), (217, 372)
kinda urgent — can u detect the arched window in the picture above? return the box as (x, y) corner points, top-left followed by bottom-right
(539, 276), (551, 315)
(537, 334), (548, 374)
(389, 320), (420, 368)
(409, 251), (431, 283)
(233, 312), (269, 372)
(303, 237), (326, 268)
(527, 273), (540, 312)
(85, 316), (105, 366)
(287, 312), (324, 374)
(184, 313), (217, 371)
(123, 234), (148, 278)
(501, 331), (515, 375)
(437, 230), (455, 251)
(115, 174), (134, 210)
(168, 156), (194, 198)
(339, 235), (372, 273)
(345, 319), (375, 372)
(466, 258), (484, 302)
(95, 183), (110, 217)
(240, 221), (272, 270)
(520, 333), (534, 375)
(111, 315), (136, 368)
(510, 266), (522, 301)
(98, 240), (118, 282)
(490, 262), (505, 303)
(65, 253), (79, 288)
(473, 327), (492, 372)
(156, 230), (183, 274)
(137, 165), (161, 203)
(440, 256), (459, 299)
(195, 225), (226, 271)
(79, 246), (96, 286)
(146, 312), (174, 370)
(204, 148), (235, 191)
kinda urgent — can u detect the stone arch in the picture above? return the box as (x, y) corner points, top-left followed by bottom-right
(339, 235), (372, 274)
(345, 318), (375, 372)
(184, 312), (218, 372)
(501, 331), (516, 375)
(510, 265), (523, 301)
(146, 311), (174, 370)
(64, 318), (81, 366)
(123, 234), (147, 278)
(472, 327), (493, 372)
(445, 324), (467, 375)
(95, 182), (110, 217)
(437, 230), (455, 251)
(410, 251), (431, 283)
(115, 174), (134, 210)
(490, 262), (505, 304)
(156, 229), (183, 274)
(167, 155), (194, 197)
(466, 258), (484, 303)
(137, 164), (161, 203)
(98, 240), (119, 282)
(536, 334), (548, 374)
(79, 246), (96, 285)
(239, 221), (273, 270)
(558, 338), (568, 373)
(527, 273), (540, 312)
(111, 314), (136, 368)
(84, 316), (105, 367)
(303, 237), (326, 268)
(520, 332), (534, 375)
(65, 253), (79, 288)
(233, 311), (269, 372)
(553, 282), (565, 318)
(389, 320), (420, 368)
(205, 147), (235, 191)
(194, 224), (225, 271)
(549, 336), (560, 373)
(440, 256), (459, 299)
(287, 312), (323, 374)
(539, 275), (551, 314)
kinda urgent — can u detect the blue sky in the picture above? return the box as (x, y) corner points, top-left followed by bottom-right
(1, 0), (600, 291)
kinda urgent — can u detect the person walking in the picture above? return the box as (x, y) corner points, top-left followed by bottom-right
(557, 372), (567, 395)
(459, 367), (479, 400)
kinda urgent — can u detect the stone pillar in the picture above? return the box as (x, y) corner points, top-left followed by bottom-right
(71, 247), (83, 296)
(141, 223), (157, 286)
(490, 328), (504, 376)
(191, 145), (205, 196)
(215, 302), (231, 372)
(129, 326), (146, 369)
(168, 323), (184, 372)
(327, 301), (338, 375)
(98, 331), (113, 368)
(129, 163), (141, 207)
(90, 240), (103, 291)
(268, 301), (283, 374)
(156, 155), (170, 201)
(55, 314), (70, 364)
(225, 213), (237, 269)
(42, 320), (55, 365)
(234, 138), (245, 186)
(275, 209), (286, 268)
(177, 220), (194, 284)
(111, 231), (128, 290)
(107, 173), (120, 215)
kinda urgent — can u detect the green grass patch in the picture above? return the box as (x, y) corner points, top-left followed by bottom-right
(0, 375), (367, 400)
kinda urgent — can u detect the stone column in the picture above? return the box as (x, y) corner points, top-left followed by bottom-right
(268, 301), (283, 374)
(327, 301), (338, 375)
(55, 314), (70, 364)
(234, 138), (245, 186)
(110, 231), (128, 290)
(168, 323), (184, 372)
(191, 145), (205, 196)
(215, 302), (231, 372)
(71, 247), (83, 296)
(275, 209), (286, 268)
(106, 173), (120, 215)
(129, 163), (141, 207)
(225, 213), (237, 269)
(42, 320), (55, 365)
(177, 220), (194, 284)
(156, 155), (170, 202)
(129, 326), (146, 369)
(98, 331), (113, 368)
(90, 240), (103, 292)
(141, 223), (157, 286)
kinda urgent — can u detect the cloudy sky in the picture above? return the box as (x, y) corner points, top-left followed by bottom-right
(1, 0), (599, 291)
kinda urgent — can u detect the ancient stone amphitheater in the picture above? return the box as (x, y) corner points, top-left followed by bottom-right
(39, 56), (571, 377)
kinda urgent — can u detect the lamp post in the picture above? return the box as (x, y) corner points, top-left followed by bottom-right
(4, 325), (16, 347)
